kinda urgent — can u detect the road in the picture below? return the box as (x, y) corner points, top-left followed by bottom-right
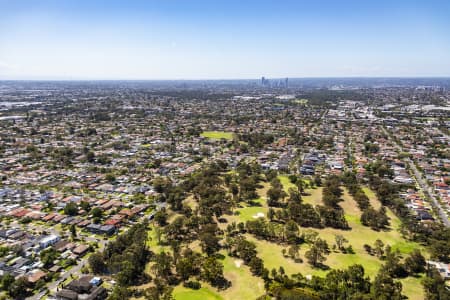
(382, 126), (450, 227)
(406, 157), (450, 227)
(26, 237), (108, 300)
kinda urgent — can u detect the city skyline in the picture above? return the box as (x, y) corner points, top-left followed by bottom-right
(1, 0), (450, 80)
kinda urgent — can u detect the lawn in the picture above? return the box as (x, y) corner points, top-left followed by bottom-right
(277, 175), (296, 192)
(173, 285), (223, 300)
(146, 226), (168, 253)
(229, 182), (270, 223)
(173, 252), (265, 300)
(200, 131), (234, 140)
(249, 179), (425, 300)
(176, 178), (425, 300)
(293, 99), (309, 105)
(399, 275), (426, 300)
(219, 252), (265, 300)
(233, 203), (268, 223)
(302, 187), (323, 206)
(362, 186), (381, 209)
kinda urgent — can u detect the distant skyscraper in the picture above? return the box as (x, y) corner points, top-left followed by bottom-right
(261, 76), (270, 87)
(285, 77), (288, 88)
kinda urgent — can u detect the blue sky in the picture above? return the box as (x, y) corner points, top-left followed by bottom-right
(0, 0), (449, 79)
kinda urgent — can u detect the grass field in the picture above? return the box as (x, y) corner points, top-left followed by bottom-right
(293, 99), (309, 105)
(172, 252), (265, 300)
(233, 202), (268, 222)
(246, 179), (426, 300)
(146, 226), (168, 253)
(229, 181), (270, 224)
(170, 177), (425, 300)
(200, 131), (234, 140)
(277, 175), (297, 192)
(302, 186), (323, 206)
(173, 285), (223, 300)
(219, 251), (266, 299)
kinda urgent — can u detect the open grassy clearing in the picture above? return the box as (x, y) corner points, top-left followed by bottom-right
(172, 251), (265, 300)
(243, 179), (426, 300)
(146, 226), (168, 253)
(399, 275), (426, 300)
(248, 231), (424, 300)
(293, 99), (309, 105)
(302, 186), (323, 206)
(362, 186), (382, 209)
(183, 194), (198, 210)
(173, 285), (223, 300)
(219, 251), (266, 299)
(228, 182), (270, 223)
(200, 131), (234, 140)
(233, 202), (268, 223)
(277, 174), (296, 192)
(153, 177), (425, 300)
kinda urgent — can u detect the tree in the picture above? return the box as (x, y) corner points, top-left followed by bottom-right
(105, 173), (116, 183)
(404, 250), (426, 275)
(249, 256), (264, 276)
(288, 188), (302, 203)
(176, 254), (201, 282)
(144, 278), (173, 300)
(361, 206), (389, 230)
(314, 175), (322, 187)
(422, 268), (450, 300)
(86, 151), (95, 163)
(372, 271), (404, 300)
(233, 236), (257, 263)
(91, 207), (103, 219)
(80, 200), (91, 212)
(108, 286), (132, 300)
(88, 252), (106, 274)
(288, 202), (321, 228)
(322, 176), (343, 207)
(0, 273), (15, 291)
(199, 232), (220, 256)
(284, 220), (299, 244)
(429, 239), (450, 263)
(64, 202), (78, 216)
(382, 247), (408, 278)
(267, 185), (286, 207)
(116, 261), (136, 286)
(288, 174), (298, 184)
(288, 244), (300, 260)
(8, 277), (29, 299)
(374, 239), (384, 258)
(296, 179), (306, 194)
(324, 265), (371, 298)
(40, 248), (58, 268)
(152, 251), (173, 279)
(334, 234), (348, 251)
(267, 208), (275, 221)
(70, 224), (77, 239)
(305, 238), (329, 267)
(316, 205), (349, 229)
(154, 208), (168, 226)
(201, 257), (228, 288)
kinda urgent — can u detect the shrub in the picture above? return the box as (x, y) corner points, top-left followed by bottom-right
(183, 280), (201, 290)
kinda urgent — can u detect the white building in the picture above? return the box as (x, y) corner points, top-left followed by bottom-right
(39, 234), (60, 249)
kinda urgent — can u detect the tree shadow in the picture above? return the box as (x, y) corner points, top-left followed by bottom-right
(313, 263), (330, 270)
(248, 200), (262, 207)
(215, 253), (226, 260)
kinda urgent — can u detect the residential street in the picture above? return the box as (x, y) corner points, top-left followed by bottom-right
(382, 126), (450, 227)
(25, 238), (108, 300)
